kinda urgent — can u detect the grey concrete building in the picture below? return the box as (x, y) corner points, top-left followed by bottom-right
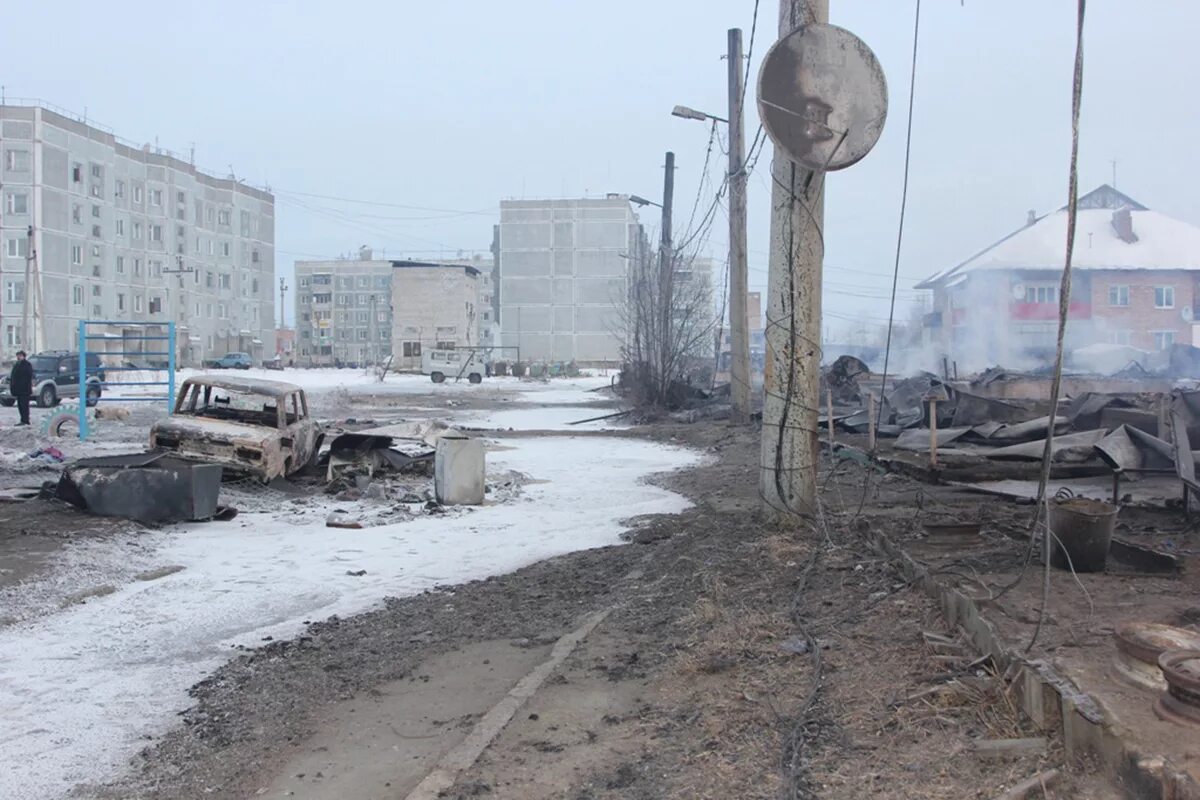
(0, 102), (275, 364)
(294, 249), (393, 366)
(391, 261), (481, 371)
(498, 195), (645, 365)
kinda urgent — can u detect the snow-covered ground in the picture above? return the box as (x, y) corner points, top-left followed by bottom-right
(0, 379), (692, 799)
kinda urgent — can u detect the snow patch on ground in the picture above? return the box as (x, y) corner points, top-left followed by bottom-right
(0, 436), (700, 800)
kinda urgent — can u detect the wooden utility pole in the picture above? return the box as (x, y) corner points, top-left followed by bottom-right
(727, 28), (752, 423)
(658, 151), (675, 399)
(759, 0), (828, 519)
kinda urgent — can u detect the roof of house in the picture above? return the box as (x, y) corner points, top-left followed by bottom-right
(916, 185), (1200, 289)
(391, 259), (481, 276)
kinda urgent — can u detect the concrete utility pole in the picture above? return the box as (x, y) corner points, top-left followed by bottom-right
(279, 277), (288, 329)
(22, 224), (33, 353)
(727, 27), (752, 424)
(760, 0), (829, 519)
(658, 151), (675, 393)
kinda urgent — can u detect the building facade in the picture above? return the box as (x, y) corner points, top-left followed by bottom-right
(497, 195), (644, 365)
(916, 185), (1200, 369)
(390, 261), (481, 370)
(0, 102), (275, 364)
(294, 251), (393, 365)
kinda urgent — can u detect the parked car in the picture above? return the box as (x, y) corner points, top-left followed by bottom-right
(207, 352), (253, 370)
(422, 348), (485, 384)
(0, 351), (105, 408)
(149, 376), (323, 481)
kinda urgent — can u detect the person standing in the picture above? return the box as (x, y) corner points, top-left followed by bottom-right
(9, 350), (33, 426)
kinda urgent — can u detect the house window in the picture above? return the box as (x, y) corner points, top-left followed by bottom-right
(1155, 287), (1176, 309)
(5, 238), (27, 258)
(71, 245), (83, 265)
(116, 256), (125, 274)
(134, 295), (144, 313)
(403, 341), (421, 357)
(5, 149), (30, 171)
(6, 281), (24, 303)
(1024, 286), (1057, 304)
(73, 285), (84, 305)
(5, 193), (28, 214)
(1108, 285), (1129, 307)
(1154, 331), (1176, 350)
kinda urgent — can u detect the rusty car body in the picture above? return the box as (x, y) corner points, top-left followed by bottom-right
(149, 375), (323, 481)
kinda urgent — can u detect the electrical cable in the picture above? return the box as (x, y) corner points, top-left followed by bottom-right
(874, 0), (922, 444)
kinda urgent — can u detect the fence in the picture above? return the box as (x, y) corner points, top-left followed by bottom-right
(77, 321), (176, 440)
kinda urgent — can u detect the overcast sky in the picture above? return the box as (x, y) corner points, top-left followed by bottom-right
(4, 1), (1198, 333)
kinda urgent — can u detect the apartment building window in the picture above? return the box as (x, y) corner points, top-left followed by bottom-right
(92, 304), (102, 317)
(92, 264), (102, 278)
(380, 330), (388, 341)
(219, 273), (232, 289)
(132, 222), (143, 240)
(206, 303), (213, 319)
(436, 341), (456, 350)
(251, 249), (260, 264)
(218, 302), (227, 318)
(72, 205), (82, 224)
(1108, 285), (1129, 306)
(251, 278), (259, 294)
(375, 276), (388, 289)
(91, 163), (103, 178)
(194, 200), (204, 225)
(176, 191), (185, 204)
(337, 295), (349, 306)
(5, 193), (28, 214)
(221, 242), (231, 257)
(115, 180), (125, 199)
(150, 224), (162, 242)
(299, 277), (310, 288)
(358, 277), (369, 288)
(72, 163), (82, 183)
(134, 258), (143, 276)
(150, 189), (163, 207)
(133, 185), (143, 204)
(1154, 331), (1175, 350)
(5, 238), (27, 258)
(339, 277), (352, 289)
(377, 311), (387, 323)
(116, 256), (125, 274)
(6, 281), (24, 303)
(194, 236), (202, 254)
(89, 205), (100, 220)
(150, 297), (162, 314)
(71, 245), (83, 265)
(357, 311), (368, 323)
(151, 260), (163, 277)
(402, 342), (421, 357)
(5, 325), (20, 347)
(134, 295), (143, 313)
(117, 293), (126, 312)
(1024, 286), (1057, 304)
(206, 206), (215, 225)
(300, 294), (311, 305)
(92, 285), (102, 297)
(116, 219), (125, 237)
(91, 244), (101, 257)
(4, 149), (30, 171)
(92, 225), (102, 238)
(358, 330), (368, 340)
(1155, 287), (1176, 309)
(73, 286), (84, 305)
(206, 271), (215, 288)
(217, 209), (231, 226)
(207, 239), (214, 256)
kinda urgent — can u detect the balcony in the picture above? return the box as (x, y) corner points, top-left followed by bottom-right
(1010, 301), (1091, 321)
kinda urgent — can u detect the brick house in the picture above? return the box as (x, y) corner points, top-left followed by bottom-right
(916, 185), (1200, 368)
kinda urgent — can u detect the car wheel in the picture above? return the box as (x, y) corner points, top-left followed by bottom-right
(38, 385), (57, 408)
(430, 371), (445, 384)
(468, 372), (482, 384)
(85, 384), (101, 407)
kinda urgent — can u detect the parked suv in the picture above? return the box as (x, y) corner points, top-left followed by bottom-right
(208, 352), (253, 370)
(0, 351), (106, 408)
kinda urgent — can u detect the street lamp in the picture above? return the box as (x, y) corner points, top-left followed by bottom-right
(671, 104), (728, 125)
(628, 194), (661, 209)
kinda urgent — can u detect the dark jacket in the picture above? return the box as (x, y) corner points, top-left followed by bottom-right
(9, 359), (33, 397)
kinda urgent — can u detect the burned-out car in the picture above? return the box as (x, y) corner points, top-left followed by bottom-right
(150, 376), (323, 481)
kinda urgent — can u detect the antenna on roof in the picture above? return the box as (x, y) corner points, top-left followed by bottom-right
(1111, 159), (1118, 190)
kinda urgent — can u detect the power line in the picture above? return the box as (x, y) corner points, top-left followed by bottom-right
(272, 188), (494, 216)
(876, 0), (923, 433)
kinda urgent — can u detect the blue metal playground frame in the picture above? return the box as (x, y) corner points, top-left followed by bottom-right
(76, 320), (176, 440)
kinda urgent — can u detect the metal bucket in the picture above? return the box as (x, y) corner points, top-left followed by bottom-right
(1048, 497), (1118, 572)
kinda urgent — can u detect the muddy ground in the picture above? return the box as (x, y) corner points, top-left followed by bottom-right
(65, 416), (1138, 800)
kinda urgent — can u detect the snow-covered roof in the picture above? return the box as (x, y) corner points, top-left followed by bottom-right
(917, 185), (1200, 289)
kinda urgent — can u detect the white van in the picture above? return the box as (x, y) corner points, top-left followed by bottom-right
(421, 349), (485, 384)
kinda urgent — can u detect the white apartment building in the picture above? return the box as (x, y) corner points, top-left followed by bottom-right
(498, 195), (645, 365)
(0, 102), (275, 364)
(294, 249), (393, 366)
(391, 261), (482, 370)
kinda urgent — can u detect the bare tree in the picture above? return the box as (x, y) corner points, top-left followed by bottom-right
(617, 247), (718, 408)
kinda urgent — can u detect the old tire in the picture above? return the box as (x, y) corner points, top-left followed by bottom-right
(43, 404), (87, 437)
(38, 385), (57, 408)
(468, 372), (482, 384)
(430, 371), (445, 384)
(85, 384), (101, 407)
